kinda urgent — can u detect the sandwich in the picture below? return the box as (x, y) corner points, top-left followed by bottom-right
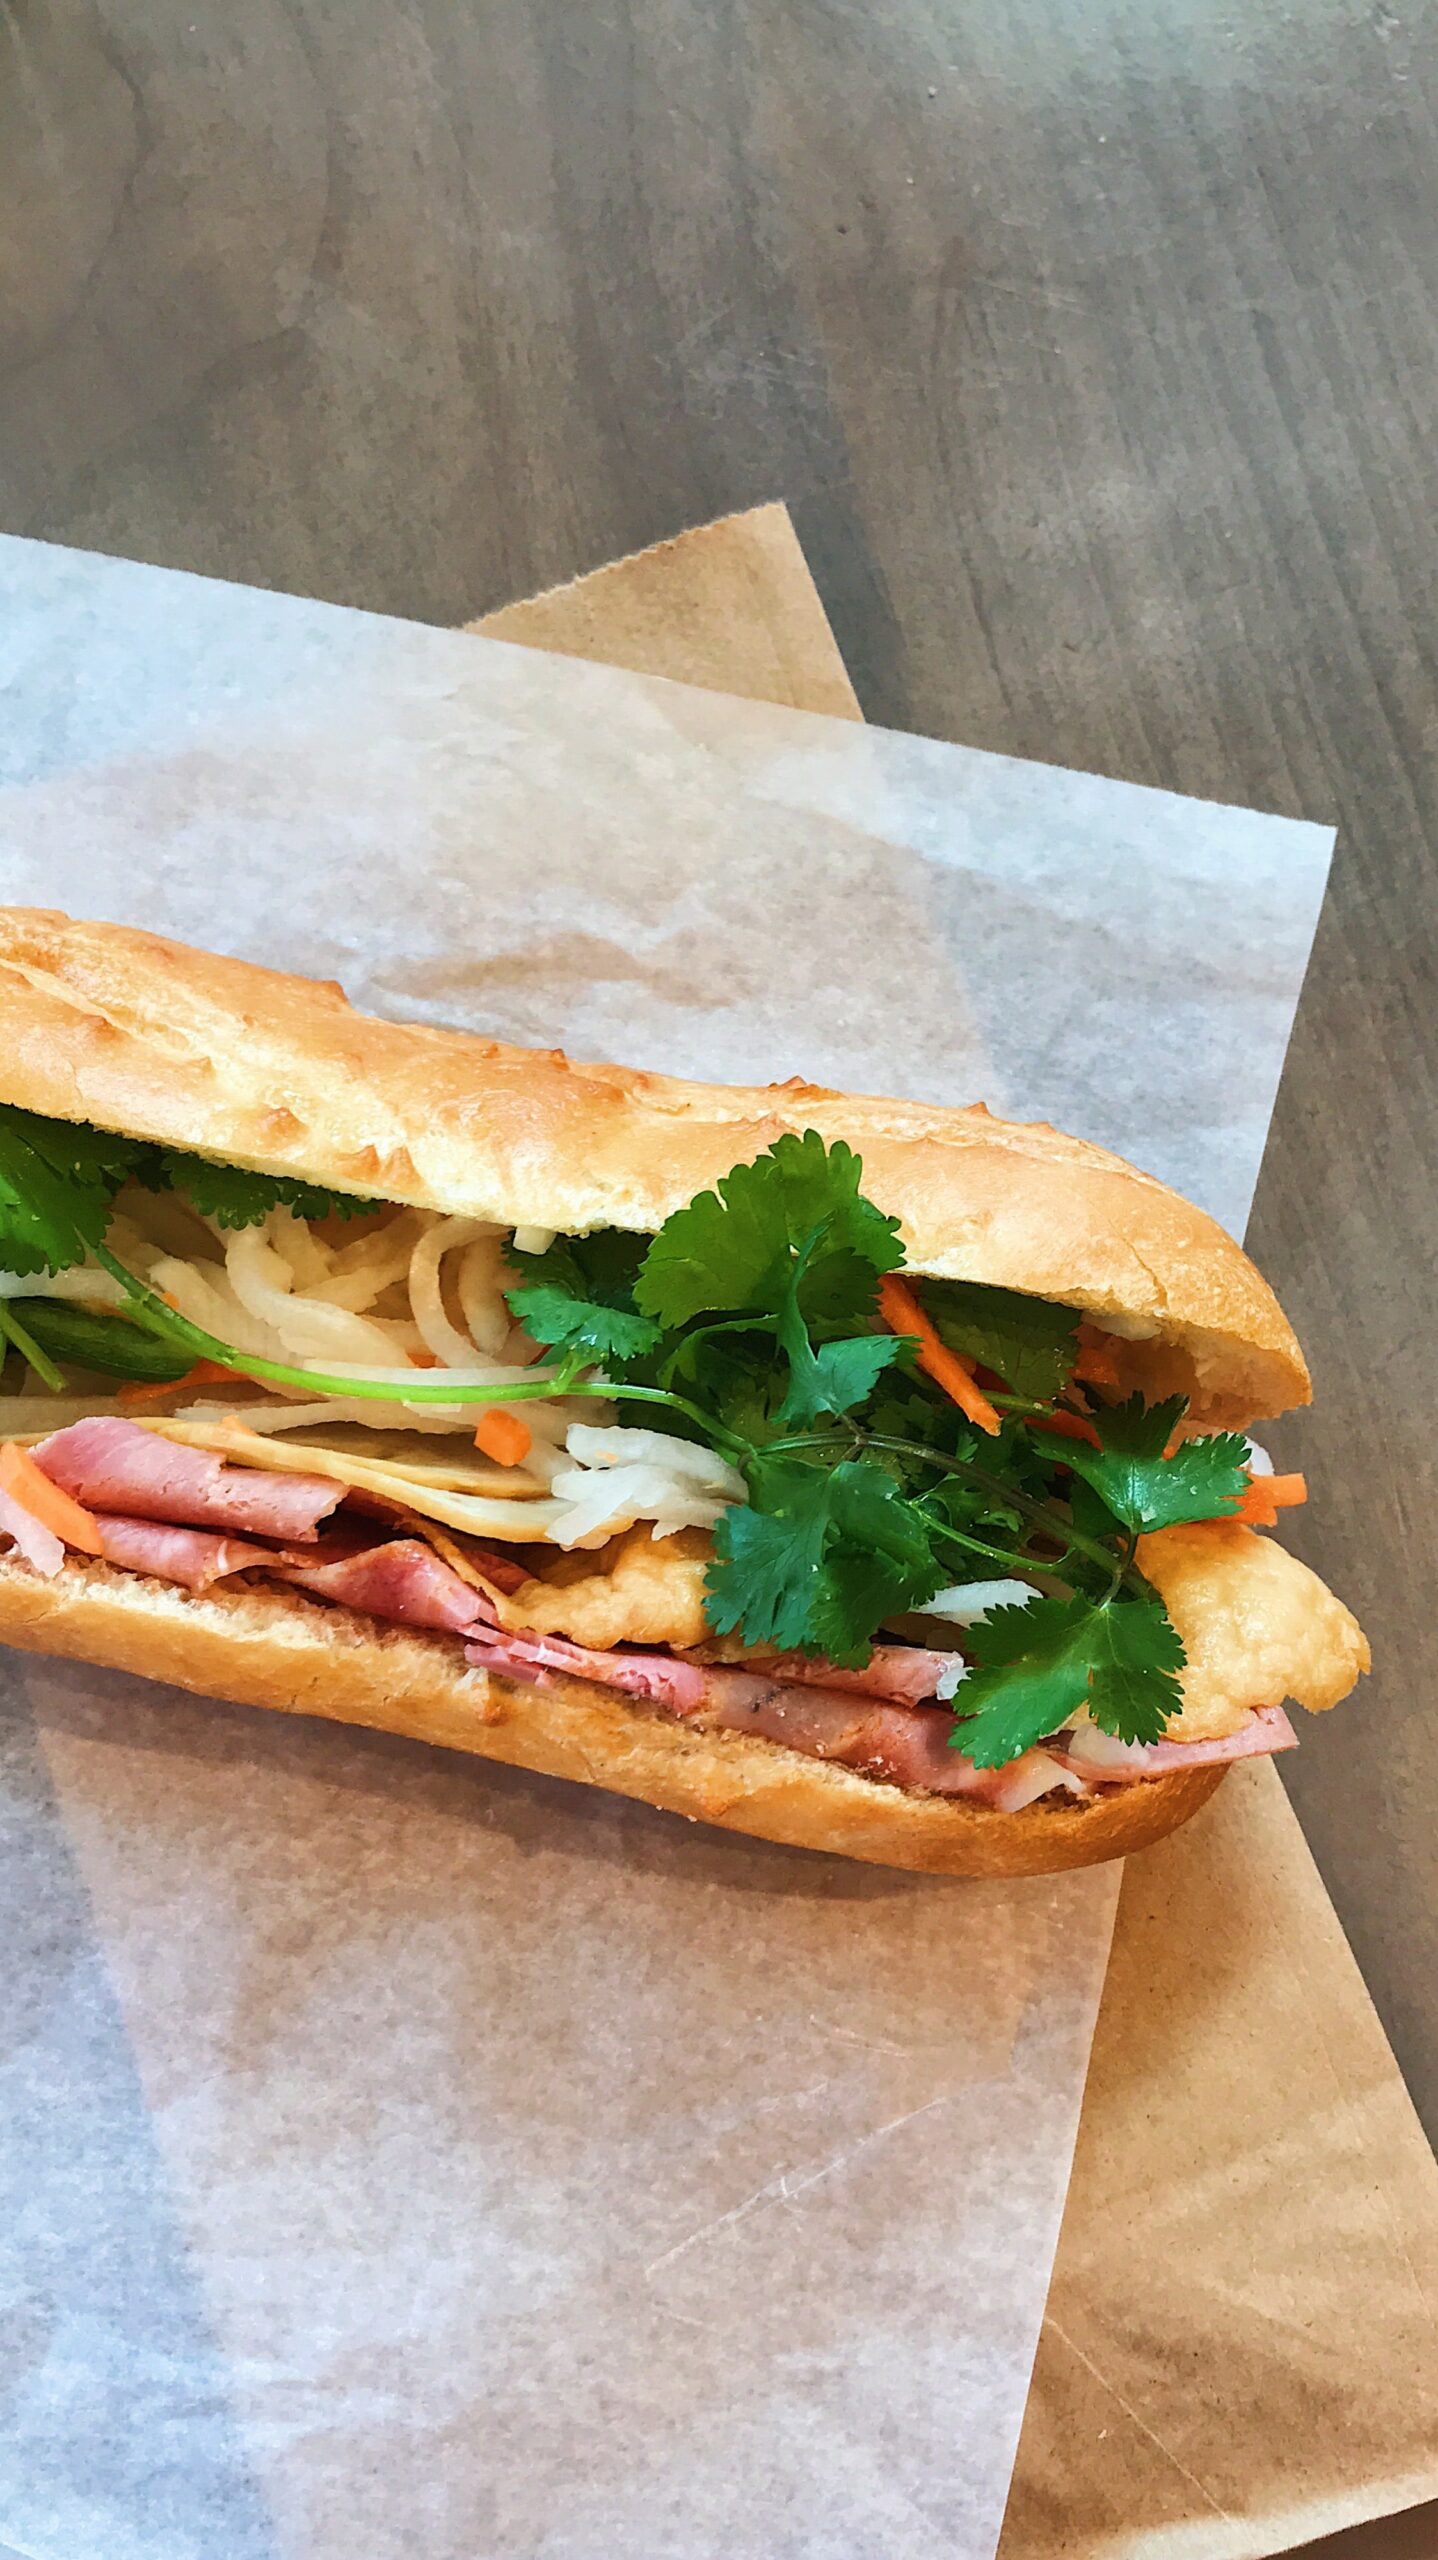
(0, 907), (1367, 1877)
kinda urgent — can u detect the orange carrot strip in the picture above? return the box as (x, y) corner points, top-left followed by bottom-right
(119, 1358), (243, 1406)
(1073, 1329), (1122, 1388)
(876, 1273), (1002, 1437)
(1232, 1470), (1308, 1527)
(473, 1407), (533, 1467)
(1034, 1405), (1103, 1448)
(0, 1442), (104, 1554)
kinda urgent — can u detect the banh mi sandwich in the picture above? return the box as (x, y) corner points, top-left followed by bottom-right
(0, 909), (1367, 1877)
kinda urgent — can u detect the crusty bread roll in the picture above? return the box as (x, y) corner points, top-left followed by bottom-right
(0, 1553), (1225, 1877)
(0, 907), (1306, 1423)
(0, 906), (1321, 1874)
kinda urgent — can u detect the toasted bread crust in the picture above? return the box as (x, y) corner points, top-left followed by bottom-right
(0, 907), (1306, 1423)
(0, 1554), (1226, 1876)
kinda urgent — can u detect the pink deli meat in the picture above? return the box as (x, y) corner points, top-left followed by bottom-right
(464, 1625), (1086, 1809)
(274, 1539), (487, 1633)
(754, 1644), (961, 1708)
(34, 1418), (341, 1542)
(1052, 1704), (1298, 1782)
(89, 1513), (287, 1592)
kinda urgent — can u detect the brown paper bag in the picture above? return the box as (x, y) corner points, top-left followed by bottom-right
(473, 503), (1438, 2559)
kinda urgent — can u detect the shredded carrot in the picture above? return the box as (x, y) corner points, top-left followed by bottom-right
(119, 1358), (242, 1406)
(0, 1441), (104, 1554)
(473, 1407), (533, 1468)
(876, 1273), (1002, 1436)
(1033, 1405), (1103, 1448)
(1232, 1470), (1308, 1528)
(1073, 1329), (1122, 1388)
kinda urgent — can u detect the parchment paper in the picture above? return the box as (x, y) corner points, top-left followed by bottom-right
(0, 533), (1333, 2560)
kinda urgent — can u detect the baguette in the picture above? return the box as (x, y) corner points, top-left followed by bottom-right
(0, 907), (1360, 1876)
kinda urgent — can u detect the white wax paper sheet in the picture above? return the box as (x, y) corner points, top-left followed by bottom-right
(0, 536), (1334, 2560)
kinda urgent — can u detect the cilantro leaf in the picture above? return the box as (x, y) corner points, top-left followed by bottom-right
(665, 1329), (788, 1446)
(950, 1595), (1096, 1765)
(504, 1229), (662, 1366)
(1083, 1593), (1186, 1744)
(863, 1383), (978, 1485)
(151, 1149), (376, 1230)
(0, 1105), (141, 1276)
(706, 1455), (941, 1665)
(921, 1277), (1080, 1403)
(773, 1308), (906, 1425)
(951, 1588), (1186, 1765)
(1049, 1394), (1249, 1533)
(635, 1131), (904, 1330)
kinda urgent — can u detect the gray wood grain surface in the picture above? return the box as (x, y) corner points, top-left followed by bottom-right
(2, 6), (1434, 2551)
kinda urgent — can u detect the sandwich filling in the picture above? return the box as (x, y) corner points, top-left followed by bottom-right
(0, 1108), (1368, 1806)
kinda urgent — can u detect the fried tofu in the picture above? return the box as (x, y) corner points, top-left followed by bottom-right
(1137, 1521), (1370, 1741)
(497, 1524), (713, 1650)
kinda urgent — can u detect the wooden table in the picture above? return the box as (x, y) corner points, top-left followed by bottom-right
(2, 7), (1432, 2552)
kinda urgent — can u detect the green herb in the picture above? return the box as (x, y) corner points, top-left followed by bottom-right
(504, 1230), (663, 1365)
(1044, 1394), (1249, 1533)
(706, 1454), (943, 1667)
(0, 1107), (138, 1277)
(150, 1148), (375, 1230)
(772, 1316), (906, 1426)
(635, 1130), (904, 1327)
(921, 1277), (1081, 1404)
(951, 1588), (1184, 1764)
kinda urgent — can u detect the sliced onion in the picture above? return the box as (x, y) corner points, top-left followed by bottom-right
(919, 1578), (1039, 1627)
(990, 1751), (1088, 1810)
(456, 1233), (511, 1358)
(562, 1424), (745, 1501)
(149, 1253), (286, 1358)
(224, 1220), (405, 1365)
(268, 1207), (331, 1291)
(409, 1217), (492, 1368)
(1060, 1724), (1154, 1773)
(308, 1210), (428, 1308)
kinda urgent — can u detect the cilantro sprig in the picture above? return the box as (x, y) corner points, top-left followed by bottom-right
(1040, 1394), (1250, 1533)
(0, 1106), (373, 1275)
(504, 1231), (662, 1366)
(0, 1108), (139, 1277)
(951, 1590), (1185, 1765)
(0, 1104), (1265, 1764)
(150, 1148), (375, 1230)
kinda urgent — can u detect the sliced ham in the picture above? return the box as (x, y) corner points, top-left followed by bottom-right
(34, 1417), (341, 1542)
(751, 1644), (962, 1708)
(273, 1539), (490, 1633)
(1051, 1704), (1298, 1783)
(89, 1514), (286, 1593)
(463, 1626), (1087, 1808)
(0, 1485), (65, 1577)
